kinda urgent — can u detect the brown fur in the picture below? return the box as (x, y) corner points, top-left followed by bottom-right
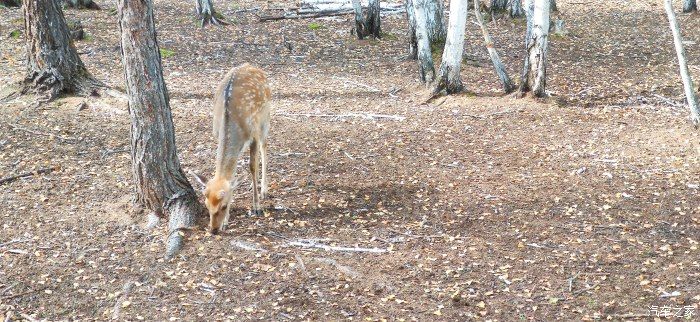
(202, 63), (271, 233)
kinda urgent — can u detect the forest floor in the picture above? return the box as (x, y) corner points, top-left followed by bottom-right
(2, 0), (700, 320)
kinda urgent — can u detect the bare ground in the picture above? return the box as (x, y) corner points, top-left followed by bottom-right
(1, 0), (700, 320)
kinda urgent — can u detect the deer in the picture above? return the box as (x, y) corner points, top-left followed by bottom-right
(192, 63), (272, 234)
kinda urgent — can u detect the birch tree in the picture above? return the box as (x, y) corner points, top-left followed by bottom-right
(664, 0), (700, 126)
(352, 0), (381, 39)
(413, 0), (435, 82)
(433, 0), (468, 95)
(63, 0), (100, 9)
(118, 0), (204, 257)
(683, 0), (697, 13)
(195, 0), (227, 27)
(405, 0), (418, 58)
(352, 0), (367, 39)
(518, 0), (549, 97)
(405, 0), (446, 59)
(20, 0), (101, 101)
(475, 0), (514, 92)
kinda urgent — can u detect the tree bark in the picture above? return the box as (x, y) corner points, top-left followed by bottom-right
(664, 0), (700, 126)
(352, 0), (366, 39)
(426, 0), (447, 46)
(0, 0), (20, 7)
(518, 0), (549, 97)
(475, 0), (514, 93)
(63, 0), (101, 10)
(683, 0), (697, 13)
(21, 0), (100, 100)
(413, 0), (435, 83)
(491, 0), (508, 11)
(510, 0), (524, 17)
(195, 0), (227, 27)
(404, 0), (418, 59)
(550, 0), (557, 12)
(364, 0), (381, 38)
(117, 0), (204, 257)
(433, 0), (468, 95)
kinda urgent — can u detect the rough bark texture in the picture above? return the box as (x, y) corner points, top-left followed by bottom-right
(0, 0), (20, 7)
(22, 0), (100, 100)
(510, 0), (524, 17)
(413, 0), (435, 83)
(63, 0), (101, 10)
(404, 0), (418, 59)
(665, 0), (700, 126)
(683, 0), (697, 13)
(433, 0), (468, 95)
(117, 0), (204, 257)
(352, 0), (366, 39)
(365, 0), (381, 39)
(195, 0), (227, 27)
(475, 0), (514, 93)
(519, 0), (549, 97)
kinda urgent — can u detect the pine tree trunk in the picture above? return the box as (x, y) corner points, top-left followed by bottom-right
(665, 0), (700, 126)
(433, 0), (468, 95)
(117, 0), (204, 257)
(365, 0), (381, 39)
(683, 0), (697, 13)
(195, 0), (227, 27)
(0, 0), (20, 7)
(22, 0), (100, 100)
(426, 0), (447, 46)
(510, 0), (524, 17)
(352, 0), (366, 39)
(519, 0), (549, 97)
(413, 0), (435, 83)
(475, 0), (514, 93)
(64, 0), (101, 10)
(405, 0), (418, 59)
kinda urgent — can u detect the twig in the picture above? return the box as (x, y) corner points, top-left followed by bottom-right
(276, 112), (405, 121)
(287, 240), (386, 253)
(463, 109), (523, 119)
(313, 257), (360, 277)
(112, 281), (134, 320)
(0, 166), (59, 186)
(0, 286), (48, 301)
(20, 313), (38, 322)
(0, 282), (18, 296)
(0, 239), (29, 248)
(572, 280), (603, 296)
(333, 77), (381, 93)
(4, 122), (75, 142)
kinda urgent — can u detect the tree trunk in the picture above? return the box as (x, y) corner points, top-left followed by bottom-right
(365, 0), (381, 38)
(21, 0), (100, 101)
(195, 0), (227, 27)
(683, 0), (697, 13)
(510, 0), (524, 17)
(0, 0), (20, 7)
(63, 0), (101, 10)
(433, 0), (468, 95)
(664, 0), (700, 126)
(352, 0), (366, 39)
(475, 0), (514, 93)
(518, 0), (549, 97)
(413, 0), (435, 83)
(550, 0), (557, 12)
(404, 0), (418, 59)
(491, 0), (508, 11)
(117, 0), (204, 257)
(426, 0), (447, 46)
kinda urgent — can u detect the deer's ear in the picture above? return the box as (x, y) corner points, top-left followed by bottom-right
(189, 170), (208, 190)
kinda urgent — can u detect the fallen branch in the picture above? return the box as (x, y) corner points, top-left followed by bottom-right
(4, 122), (76, 142)
(0, 239), (29, 248)
(111, 281), (134, 320)
(287, 240), (387, 253)
(313, 257), (360, 277)
(0, 286), (48, 301)
(0, 166), (59, 186)
(572, 280), (604, 296)
(463, 109), (523, 119)
(277, 111), (405, 121)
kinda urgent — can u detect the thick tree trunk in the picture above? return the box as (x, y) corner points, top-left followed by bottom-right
(404, 0), (418, 59)
(117, 0), (204, 257)
(0, 0), (20, 7)
(433, 0), (468, 95)
(665, 0), (700, 126)
(365, 0), (381, 38)
(195, 0), (227, 27)
(63, 0), (101, 10)
(518, 0), (549, 97)
(491, 0), (508, 11)
(550, 0), (557, 12)
(413, 0), (435, 83)
(21, 0), (100, 100)
(683, 0), (697, 13)
(510, 0), (524, 17)
(426, 0), (447, 46)
(475, 0), (514, 93)
(352, 0), (366, 39)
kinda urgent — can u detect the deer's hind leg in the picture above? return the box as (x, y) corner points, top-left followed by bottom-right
(260, 139), (268, 199)
(249, 140), (262, 216)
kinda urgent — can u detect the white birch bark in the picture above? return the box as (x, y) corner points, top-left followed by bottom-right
(426, 0), (447, 45)
(433, 0), (469, 95)
(352, 0), (366, 39)
(683, 0), (697, 13)
(405, 0), (418, 59)
(474, 0), (514, 93)
(665, 0), (700, 126)
(510, 0), (524, 17)
(413, 0), (435, 83)
(519, 0), (549, 97)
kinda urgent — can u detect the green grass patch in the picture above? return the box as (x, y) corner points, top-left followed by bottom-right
(9, 29), (21, 39)
(380, 32), (398, 41)
(160, 48), (175, 59)
(308, 22), (325, 30)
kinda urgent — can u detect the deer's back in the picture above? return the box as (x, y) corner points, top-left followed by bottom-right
(213, 64), (271, 140)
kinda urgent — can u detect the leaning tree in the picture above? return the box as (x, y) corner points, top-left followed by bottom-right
(195, 0), (227, 27)
(117, 0), (204, 257)
(518, 0), (550, 97)
(20, 0), (101, 100)
(433, 0), (469, 95)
